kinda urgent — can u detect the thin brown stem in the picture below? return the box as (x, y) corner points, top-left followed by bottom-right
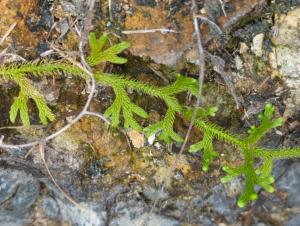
(146, 0), (206, 223)
(0, 22), (17, 46)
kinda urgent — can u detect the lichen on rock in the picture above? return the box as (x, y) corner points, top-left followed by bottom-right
(270, 6), (300, 119)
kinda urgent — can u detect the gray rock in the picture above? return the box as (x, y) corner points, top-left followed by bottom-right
(0, 159), (107, 226)
(109, 212), (179, 226)
(205, 184), (241, 221)
(0, 169), (39, 226)
(276, 162), (300, 207)
(135, 0), (156, 7)
(109, 191), (179, 226)
(270, 6), (300, 118)
(284, 214), (300, 226)
(60, 0), (87, 17)
(142, 186), (169, 201)
(192, 184), (242, 225)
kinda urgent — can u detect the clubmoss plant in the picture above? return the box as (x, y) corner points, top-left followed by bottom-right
(0, 33), (300, 207)
(1, 62), (85, 125)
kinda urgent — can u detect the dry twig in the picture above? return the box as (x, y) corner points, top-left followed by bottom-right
(0, 22), (17, 46)
(108, 0), (113, 21)
(219, 0), (227, 17)
(196, 15), (223, 34)
(38, 142), (86, 210)
(122, 28), (179, 34)
(81, 0), (96, 49)
(164, 0), (206, 188)
(146, 0), (207, 223)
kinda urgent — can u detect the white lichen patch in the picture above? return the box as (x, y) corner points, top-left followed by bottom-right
(270, 7), (300, 119)
(251, 33), (264, 57)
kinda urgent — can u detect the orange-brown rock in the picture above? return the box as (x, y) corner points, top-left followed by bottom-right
(218, 0), (266, 32)
(0, 0), (42, 48)
(124, 3), (194, 66)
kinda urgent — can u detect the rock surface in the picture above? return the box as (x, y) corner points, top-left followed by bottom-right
(0, 158), (107, 226)
(123, 1), (194, 67)
(0, 0), (52, 52)
(123, 0), (267, 67)
(270, 6), (300, 119)
(277, 162), (300, 207)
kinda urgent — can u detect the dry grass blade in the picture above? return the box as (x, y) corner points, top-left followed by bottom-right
(0, 22), (17, 46)
(38, 142), (88, 212)
(122, 28), (179, 34)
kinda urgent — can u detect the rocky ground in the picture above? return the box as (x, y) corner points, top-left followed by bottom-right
(0, 0), (300, 225)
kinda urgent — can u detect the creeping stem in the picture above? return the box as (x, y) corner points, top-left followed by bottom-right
(95, 72), (300, 162)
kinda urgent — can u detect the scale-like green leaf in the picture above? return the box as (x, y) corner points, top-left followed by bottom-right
(89, 32), (108, 54)
(189, 131), (218, 171)
(246, 103), (284, 144)
(221, 158), (275, 208)
(161, 74), (198, 96)
(144, 108), (183, 143)
(9, 93), (30, 126)
(87, 33), (130, 66)
(104, 84), (148, 131)
(32, 96), (55, 125)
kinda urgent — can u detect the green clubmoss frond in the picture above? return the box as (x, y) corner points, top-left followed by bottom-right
(103, 82), (148, 131)
(193, 119), (244, 148)
(221, 161), (258, 208)
(94, 72), (190, 137)
(189, 131), (218, 171)
(9, 92), (30, 126)
(87, 32), (130, 66)
(0, 62), (86, 79)
(255, 158), (273, 178)
(184, 106), (218, 118)
(221, 157), (275, 207)
(144, 108), (183, 143)
(188, 103), (299, 207)
(161, 74), (198, 96)
(254, 147), (300, 159)
(246, 103), (284, 144)
(13, 75), (55, 125)
(0, 62), (85, 125)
